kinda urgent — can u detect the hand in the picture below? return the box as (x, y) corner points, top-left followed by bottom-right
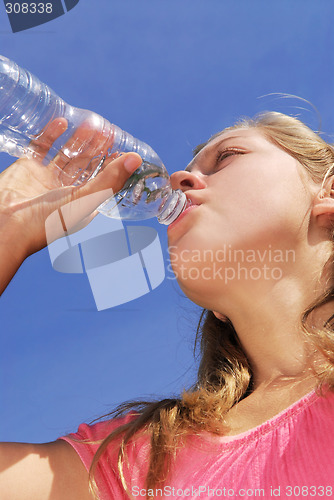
(0, 118), (142, 293)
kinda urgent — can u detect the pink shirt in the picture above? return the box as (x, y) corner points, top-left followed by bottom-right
(59, 388), (334, 499)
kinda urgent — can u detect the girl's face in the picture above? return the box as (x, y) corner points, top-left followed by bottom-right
(168, 128), (318, 310)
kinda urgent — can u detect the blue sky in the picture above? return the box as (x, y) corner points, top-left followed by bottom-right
(0, 0), (333, 443)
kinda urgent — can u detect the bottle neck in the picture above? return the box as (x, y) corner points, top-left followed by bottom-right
(157, 189), (187, 225)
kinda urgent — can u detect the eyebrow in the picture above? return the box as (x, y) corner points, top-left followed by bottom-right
(185, 135), (243, 172)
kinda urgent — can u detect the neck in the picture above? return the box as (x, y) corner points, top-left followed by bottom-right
(219, 274), (326, 390)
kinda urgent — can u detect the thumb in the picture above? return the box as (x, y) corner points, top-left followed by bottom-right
(47, 153), (143, 239)
(77, 152), (142, 201)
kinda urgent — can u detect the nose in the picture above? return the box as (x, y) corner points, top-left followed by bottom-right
(170, 170), (207, 192)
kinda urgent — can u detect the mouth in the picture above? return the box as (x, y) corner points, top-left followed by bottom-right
(167, 195), (200, 231)
(185, 194), (201, 208)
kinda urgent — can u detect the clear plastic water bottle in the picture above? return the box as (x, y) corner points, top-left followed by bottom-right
(0, 55), (187, 225)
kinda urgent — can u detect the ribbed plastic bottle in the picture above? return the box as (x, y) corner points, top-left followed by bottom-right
(0, 55), (187, 224)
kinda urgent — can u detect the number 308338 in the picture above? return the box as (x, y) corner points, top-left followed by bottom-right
(5, 3), (53, 14)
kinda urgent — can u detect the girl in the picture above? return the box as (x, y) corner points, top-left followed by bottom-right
(0, 112), (333, 499)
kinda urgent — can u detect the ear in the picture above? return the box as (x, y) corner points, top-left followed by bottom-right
(212, 311), (228, 322)
(312, 175), (334, 229)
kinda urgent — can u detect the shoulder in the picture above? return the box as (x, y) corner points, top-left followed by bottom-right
(58, 412), (150, 497)
(58, 411), (150, 470)
(60, 411), (142, 445)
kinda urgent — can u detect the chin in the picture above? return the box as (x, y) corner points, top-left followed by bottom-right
(180, 284), (219, 310)
(171, 262), (225, 307)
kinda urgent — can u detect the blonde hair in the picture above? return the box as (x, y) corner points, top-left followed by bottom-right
(83, 112), (334, 499)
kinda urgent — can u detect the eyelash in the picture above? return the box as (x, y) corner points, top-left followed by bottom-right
(216, 148), (244, 164)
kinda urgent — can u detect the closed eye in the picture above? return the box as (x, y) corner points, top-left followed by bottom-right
(211, 148), (246, 173)
(216, 148), (245, 165)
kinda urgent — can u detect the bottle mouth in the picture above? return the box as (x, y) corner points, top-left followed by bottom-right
(157, 190), (187, 225)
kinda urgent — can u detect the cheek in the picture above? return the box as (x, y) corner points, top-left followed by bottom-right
(211, 164), (310, 245)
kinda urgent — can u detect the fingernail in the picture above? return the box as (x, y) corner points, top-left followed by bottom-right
(124, 154), (141, 173)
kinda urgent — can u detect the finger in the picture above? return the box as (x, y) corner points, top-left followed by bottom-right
(76, 152), (142, 204)
(51, 121), (110, 172)
(30, 118), (68, 160)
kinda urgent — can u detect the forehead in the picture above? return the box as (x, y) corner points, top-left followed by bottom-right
(203, 127), (266, 150)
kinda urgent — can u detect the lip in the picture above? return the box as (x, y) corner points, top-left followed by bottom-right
(167, 195), (200, 231)
(184, 194), (202, 207)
